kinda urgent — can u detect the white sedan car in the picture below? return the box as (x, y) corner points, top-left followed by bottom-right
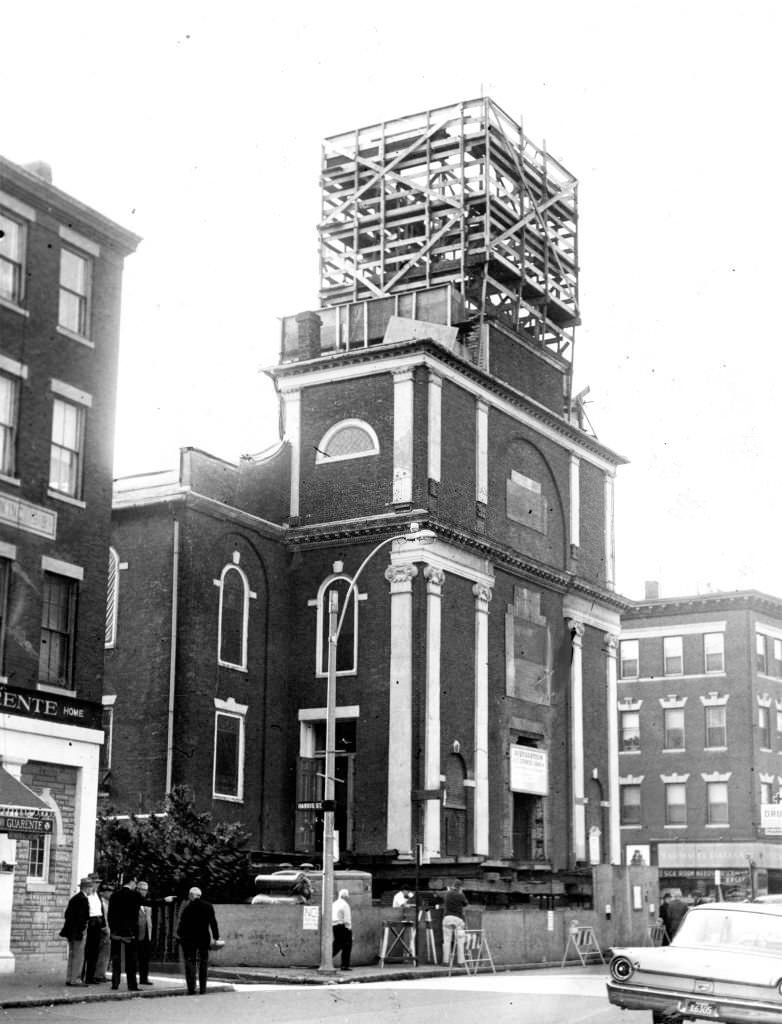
(607, 902), (782, 1023)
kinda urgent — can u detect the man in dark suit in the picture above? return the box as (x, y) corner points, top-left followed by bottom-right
(60, 877), (93, 985)
(108, 876), (141, 991)
(176, 886), (220, 995)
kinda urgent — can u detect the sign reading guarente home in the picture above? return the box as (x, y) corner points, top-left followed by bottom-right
(0, 683), (101, 730)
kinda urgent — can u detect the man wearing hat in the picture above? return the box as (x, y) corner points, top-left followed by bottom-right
(59, 877), (93, 986)
(82, 874), (108, 983)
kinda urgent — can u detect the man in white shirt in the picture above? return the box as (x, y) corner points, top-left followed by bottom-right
(83, 879), (107, 984)
(392, 889), (412, 909)
(331, 888), (353, 970)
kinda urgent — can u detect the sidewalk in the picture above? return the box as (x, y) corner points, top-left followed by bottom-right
(0, 961), (609, 1008)
(0, 970), (232, 1010)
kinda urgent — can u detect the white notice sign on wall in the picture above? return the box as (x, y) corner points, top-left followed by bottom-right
(509, 746), (548, 795)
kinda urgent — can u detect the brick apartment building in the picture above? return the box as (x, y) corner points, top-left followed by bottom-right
(619, 584), (782, 899)
(0, 156), (138, 971)
(104, 98), (628, 900)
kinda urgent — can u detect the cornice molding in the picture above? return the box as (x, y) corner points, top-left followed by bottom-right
(267, 338), (626, 471)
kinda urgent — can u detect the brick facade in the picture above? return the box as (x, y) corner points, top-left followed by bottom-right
(0, 154), (138, 971)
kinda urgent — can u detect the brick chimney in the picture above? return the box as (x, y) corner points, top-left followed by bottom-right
(296, 311), (322, 360)
(644, 580), (660, 601)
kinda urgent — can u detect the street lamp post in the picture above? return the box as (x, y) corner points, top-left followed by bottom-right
(318, 525), (435, 974)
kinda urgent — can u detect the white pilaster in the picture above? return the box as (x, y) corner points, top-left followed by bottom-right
(385, 563), (418, 854)
(569, 454), (580, 548)
(473, 582), (492, 856)
(423, 566), (444, 861)
(568, 619), (586, 863)
(0, 758), (23, 974)
(604, 473), (615, 590)
(427, 372), (442, 484)
(605, 633), (621, 864)
(475, 400), (489, 505)
(393, 368), (415, 504)
(282, 387), (301, 520)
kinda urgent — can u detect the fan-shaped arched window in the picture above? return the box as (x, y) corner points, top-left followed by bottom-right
(105, 547), (119, 648)
(315, 419), (379, 464)
(216, 556), (256, 671)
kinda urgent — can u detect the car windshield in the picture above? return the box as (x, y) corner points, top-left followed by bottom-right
(676, 908), (782, 952)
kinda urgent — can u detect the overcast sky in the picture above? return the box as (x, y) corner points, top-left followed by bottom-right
(2, 1), (780, 601)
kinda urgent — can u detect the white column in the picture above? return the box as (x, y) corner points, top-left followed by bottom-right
(393, 369), (415, 504)
(568, 619), (586, 863)
(423, 566), (444, 861)
(0, 758), (24, 974)
(282, 387), (302, 520)
(604, 473), (615, 590)
(427, 372), (442, 484)
(569, 454), (580, 549)
(475, 401), (489, 505)
(605, 633), (621, 864)
(385, 563), (418, 854)
(473, 582), (492, 856)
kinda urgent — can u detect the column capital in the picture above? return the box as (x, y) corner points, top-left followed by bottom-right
(428, 369), (443, 388)
(472, 582), (493, 605)
(424, 565), (445, 591)
(604, 632), (619, 654)
(392, 367), (415, 383)
(568, 618), (585, 642)
(385, 564), (418, 589)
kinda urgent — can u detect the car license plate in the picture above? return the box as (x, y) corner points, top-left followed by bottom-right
(680, 1000), (719, 1018)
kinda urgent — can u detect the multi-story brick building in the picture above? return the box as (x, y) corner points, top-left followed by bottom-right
(618, 584), (782, 899)
(105, 98), (628, 900)
(0, 156), (138, 971)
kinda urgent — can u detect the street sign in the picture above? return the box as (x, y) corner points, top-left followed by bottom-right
(297, 801), (323, 811)
(0, 808), (54, 837)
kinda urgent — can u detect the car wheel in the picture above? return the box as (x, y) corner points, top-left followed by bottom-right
(652, 1012), (682, 1024)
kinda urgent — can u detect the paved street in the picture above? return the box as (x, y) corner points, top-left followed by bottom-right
(0, 971), (650, 1024)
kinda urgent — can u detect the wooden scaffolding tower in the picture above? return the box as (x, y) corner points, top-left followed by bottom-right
(318, 97), (579, 360)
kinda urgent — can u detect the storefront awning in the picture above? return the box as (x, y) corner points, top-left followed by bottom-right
(0, 767), (48, 811)
(0, 767), (54, 836)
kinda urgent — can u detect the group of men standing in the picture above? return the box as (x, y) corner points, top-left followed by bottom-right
(60, 876), (219, 994)
(60, 876), (156, 989)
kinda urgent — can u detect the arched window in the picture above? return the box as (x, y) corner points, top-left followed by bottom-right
(315, 419), (379, 464)
(310, 572), (363, 676)
(215, 555), (255, 671)
(105, 547), (119, 648)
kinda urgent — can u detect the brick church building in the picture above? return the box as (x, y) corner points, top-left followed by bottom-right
(104, 98), (627, 897)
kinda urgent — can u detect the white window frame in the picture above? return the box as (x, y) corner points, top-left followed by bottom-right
(26, 832), (51, 882)
(58, 245), (92, 339)
(663, 635), (683, 676)
(620, 709), (640, 752)
(48, 389), (89, 502)
(620, 639), (639, 680)
(214, 559), (255, 672)
(212, 697), (247, 802)
(620, 783), (642, 827)
(705, 704), (727, 749)
(311, 573), (363, 678)
(663, 707), (686, 750)
(315, 418), (379, 464)
(757, 633), (769, 675)
(105, 547), (120, 648)
(759, 704), (771, 749)
(706, 780), (729, 826)
(101, 696), (115, 773)
(704, 632), (724, 674)
(0, 204), (29, 308)
(665, 782), (687, 826)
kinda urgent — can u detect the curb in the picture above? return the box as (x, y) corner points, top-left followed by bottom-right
(0, 982), (234, 1010)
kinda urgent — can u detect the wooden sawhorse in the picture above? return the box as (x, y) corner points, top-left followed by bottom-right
(379, 919), (417, 967)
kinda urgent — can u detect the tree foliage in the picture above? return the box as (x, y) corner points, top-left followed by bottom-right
(95, 786), (251, 901)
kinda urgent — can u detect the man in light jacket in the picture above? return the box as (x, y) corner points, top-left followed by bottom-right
(331, 888), (353, 971)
